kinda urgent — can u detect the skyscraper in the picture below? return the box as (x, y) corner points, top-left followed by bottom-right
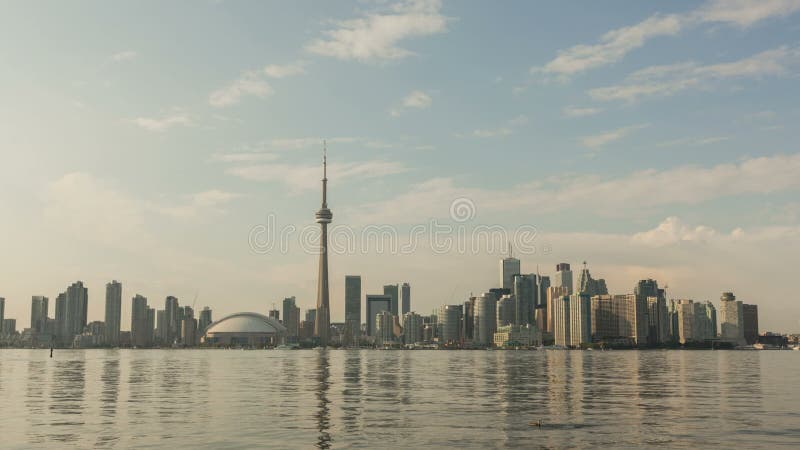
(30, 296), (48, 333)
(55, 292), (67, 344)
(402, 312), (423, 345)
(439, 304), (464, 345)
(569, 293), (591, 347)
(199, 307), (213, 336)
(742, 304), (759, 345)
(577, 262), (608, 297)
(314, 144), (332, 346)
(552, 293), (570, 347)
(554, 263), (573, 295)
(500, 253), (521, 290)
(719, 292), (745, 345)
(375, 311), (395, 346)
(513, 274), (536, 326)
(165, 296), (180, 344)
(401, 283), (411, 315)
(65, 281), (88, 339)
(473, 293), (496, 347)
(0, 297), (4, 335)
(496, 295), (515, 328)
(105, 280), (122, 347)
(383, 284), (399, 317)
(131, 294), (150, 347)
(182, 306), (197, 347)
(345, 276), (361, 341)
(282, 297), (300, 342)
(366, 295), (391, 337)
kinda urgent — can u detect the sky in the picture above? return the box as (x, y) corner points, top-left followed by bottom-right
(1, 0), (800, 332)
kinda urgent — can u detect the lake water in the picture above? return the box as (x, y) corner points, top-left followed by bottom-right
(0, 349), (798, 448)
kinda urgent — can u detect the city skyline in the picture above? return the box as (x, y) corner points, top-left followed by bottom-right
(2, 1), (800, 331)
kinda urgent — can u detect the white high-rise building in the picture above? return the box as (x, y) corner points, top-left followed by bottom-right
(554, 263), (573, 295)
(552, 294), (570, 347)
(719, 292), (745, 345)
(473, 293), (497, 347)
(569, 293), (591, 347)
(438, 304), (463, 345)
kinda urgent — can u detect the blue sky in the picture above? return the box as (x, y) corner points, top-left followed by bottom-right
(1, 0), (800, 331)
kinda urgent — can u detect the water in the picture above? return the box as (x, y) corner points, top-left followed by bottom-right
(0, 349), (798, 448)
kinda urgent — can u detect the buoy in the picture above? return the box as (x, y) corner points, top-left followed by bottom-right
(529, 420), (543, 427)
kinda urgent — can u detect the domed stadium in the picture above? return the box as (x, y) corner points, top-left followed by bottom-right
(203, 312), (286, 347)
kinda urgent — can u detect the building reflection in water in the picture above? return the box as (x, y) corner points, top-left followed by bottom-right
(341, 350), (363, 435)
(25, 358), (48, 445)
(315, 349), (332, 449)
(48, 354), (87, 443)
(96, 351), (121, 447)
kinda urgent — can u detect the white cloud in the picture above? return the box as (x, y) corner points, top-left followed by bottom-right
(694, 0), (800, 27)
(589, 46), (800, 102)
(226, 160), (407, 193)
(632, 217), (719, 247)
(657, 136), (731, 147)
(263, 61), (308, 78)
(156, 189), (243, 218)
(210, 152), (279, 163)
(562, 106), (604, 118)
(390, 90), (432, 116)
(581, 123), (648, 148)
(209, 71), (273, 107)
(354, 153), (800, 224)
(534, 1), (800, 79)
(459, 115), (528, 138)
(111, 50), (138, 62)
(305, 0), (448, 63)
(131, 114), (193, 132)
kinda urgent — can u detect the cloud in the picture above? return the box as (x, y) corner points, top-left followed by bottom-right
(111, 50), (138, 62)
(562, 106), (604, 118)
(131, 114), (193, 132)
(390, 90), (432, 116)
(155, 190), (243, 218)
(305, 0), (449, 63)
(534, 14), (683, 80)
(209, 152), (279, 163)
(657, 136), (731, 147)
(226, 160), (408, 193)
(354, 153), (800, 224)
(459, 115), (528, 138)
(209, 71), (273, 107)
(632, 217), (719, 247)
(534, 1), (800, 79)
(589, 46), (800, 102)
(581, 123), (648, 148)
(263, 61), (308, 78)
(694, 0), (800, 27)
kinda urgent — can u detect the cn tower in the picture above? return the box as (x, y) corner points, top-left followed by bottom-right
(314, 142), (332, 346)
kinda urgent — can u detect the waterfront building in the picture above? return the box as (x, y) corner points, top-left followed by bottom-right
(473, 293), (496, 347)
(155, 310), (167, 345)
(182, 307), (197, 347)
(131, 294), (151, 347)
(54, 292), (66, 344)
(105, 280), (122, 346)
(63, 281), (88, 344)
(439, 304), (463, 345)
(462, 297), (475, 341)
(719, 292), (745, 345)
(366, 295), (392, 337)
(705, 302), (717, 338)
(2, 318), (16, 335)
(615, 293), (648, 346)
(577, 262), (608, 297)
(204, 312), (286, 347)
(513, 274), (536, 326)
(493, 324), (542, 348)
(375, 311), (395, 346)
(401, 283), (411, 315)
(569, 293), (591, 347)
(344, 276), (361, 343)
(554, 263), (573, 295)
(500, 253), (521, 290)
(282, 297), (300, 342)
(496, 295), (515, 328)
(0, 297), (4, 335)
(646, 295), (669, 345)
(743, 304), (759, 345)
(402, 312), (423, 345)
(546, 286), (570, 334)
(165, 296), (180, 344)
(30, 296), (48, 333)
(383, 284), (399, 317)
(199, 307), (213, 335)
(552, 293), (570, 347)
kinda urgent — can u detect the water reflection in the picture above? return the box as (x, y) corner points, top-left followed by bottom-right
(48, 355), (86, 443)
(315, 350), (332, 449)
(95, 353), (121, 448)
(341, 350), (363, 435)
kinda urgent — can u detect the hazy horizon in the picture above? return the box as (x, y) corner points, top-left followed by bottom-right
(2, 0), (800, 332)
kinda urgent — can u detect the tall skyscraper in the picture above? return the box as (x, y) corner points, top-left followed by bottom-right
(375, 311), (395, 346)
(30, 296), (48, 333)
(462, 297), (475, 341)
(314, 144), (333, 346)
(500, 252), (521, 290)
(554, 263), (573, 295)
(65, 281), (88, 340)
(552, 293), (570, 347)
(199, 307), (213, 336)
(54, 292), (67, 344)
(105, 280), (122, 347)
(569, 293), (591, 347)
(165, 296), (180, 344)
(719, 292), (745, 345)
(496, 295), (515, 328)
(473, 293), (496, 346)
(0, 297), (4, 335)
(401, 283), (411, 316)
(577, 262), (608, 297)
(439, 304), (463, 345)
(182, 306), (197, 347)
(402, 312), (423, 345)
(156, 309), (168, 344)
(546, 286), (570, 334)
(345, 276), (361, 341)
(366, 295), (391, 337)
(383, 284), (399, 316)
(282, 297), (300, 342)
(131, 294), (150, 347)
(513, 274), (536, 326)
(742, 303), (759, 345)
